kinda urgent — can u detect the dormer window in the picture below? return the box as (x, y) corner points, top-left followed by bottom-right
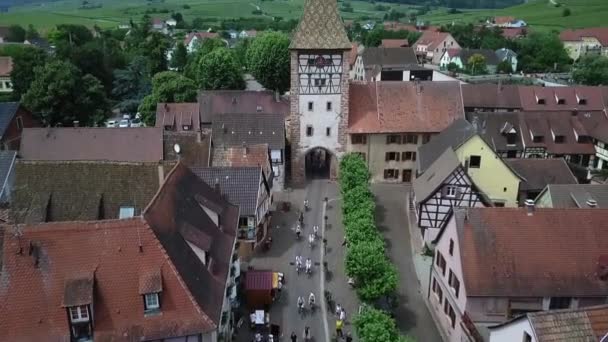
(576, 94), (587, 105)
(164, 125), (173, 131)
(532, 135), (544, 143)
(183, 125), (191, 130)
(119, 206), (135, 219)
(537, 98), (545, 105)
(256, 105), (263, 112)
(64, 276), (94, 341)
(556, 97), (565, 105)
(144, 293), (160, 311)
(554, 135), (565, 143)
(69, 305), (90, 323)
(140, 269), (163, 315)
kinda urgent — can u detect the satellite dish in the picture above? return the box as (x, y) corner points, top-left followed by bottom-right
(173, 143), (181, 154)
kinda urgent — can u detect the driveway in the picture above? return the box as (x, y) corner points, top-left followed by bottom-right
(372, 183), (442, 341)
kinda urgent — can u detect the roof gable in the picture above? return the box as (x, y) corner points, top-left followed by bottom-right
(505, 159), (578, 192)
(413, 148), (461, 202)
(417, 119), (476, 174)
(361, 47), (418, 67)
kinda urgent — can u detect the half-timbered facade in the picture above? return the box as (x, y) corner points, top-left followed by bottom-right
(413, 148), (486, 244)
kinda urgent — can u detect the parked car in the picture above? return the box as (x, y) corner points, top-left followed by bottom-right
(122, 114), (131, 120)
(130, 118), (143, 127)
(119, 119), (130, 128)
(106, 120), (117, 128)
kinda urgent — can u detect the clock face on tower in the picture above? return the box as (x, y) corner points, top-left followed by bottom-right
(298, 53), (343, 95)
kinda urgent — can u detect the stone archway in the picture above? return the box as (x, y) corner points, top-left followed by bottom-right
(305, 147), (338, 180)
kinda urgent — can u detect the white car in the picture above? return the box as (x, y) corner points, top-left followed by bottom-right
(130, 118), (142, 127)
(118, 119), (130, 128)
(106, 120), (117, 128)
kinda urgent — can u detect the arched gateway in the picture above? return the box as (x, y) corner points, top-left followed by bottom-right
(288, 0), (351, 185)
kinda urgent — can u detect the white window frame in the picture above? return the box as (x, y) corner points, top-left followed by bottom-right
(446, 186), (457, 198)
(69, 305), (89, 323)
(144, 293), (160, 310)
(119, 206), (135, 219)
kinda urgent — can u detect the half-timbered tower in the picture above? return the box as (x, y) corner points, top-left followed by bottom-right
(412, 148), (487, 244)
(289, 0), (351, 185)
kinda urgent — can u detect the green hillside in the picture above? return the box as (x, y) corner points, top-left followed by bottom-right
(0, 0), (417, 32)
(421, 0), (608, 32)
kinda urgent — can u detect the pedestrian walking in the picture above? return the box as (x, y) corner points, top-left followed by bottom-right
(290, 331), (297, 342)
(336, 303), (342, 316)
(339, 308), (346, 322)
(336, 319), (344, 338)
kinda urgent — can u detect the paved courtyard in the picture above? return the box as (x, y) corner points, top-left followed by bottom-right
(371, 183), (442, 342)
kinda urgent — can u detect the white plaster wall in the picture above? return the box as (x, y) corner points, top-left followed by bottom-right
(436, 216), (468, 312)
(489, 318), (535, 342)
(298, 93), (342, 151)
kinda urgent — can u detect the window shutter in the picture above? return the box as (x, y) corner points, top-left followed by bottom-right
(413, 135), (419, 144)
(396, 153), (400, 161)
(395, 169), (400, 178)
(385, 152), (390, 161)
(413, 152), (417, 161)
(386, 135), (391, 144)
(455, 187), (462, 198)
(441, 187), (448, 197)
(402, 152), (407, 161)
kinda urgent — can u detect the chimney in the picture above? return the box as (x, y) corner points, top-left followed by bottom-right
(73, 121), (79, 127)
(586, 198), (597, 208)
(214, 178), (221, 194)
(524, 199), (535, 215)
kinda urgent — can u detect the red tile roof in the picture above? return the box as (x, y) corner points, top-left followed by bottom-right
(413, 31), (451, 51)
(156, 102), (201, 132)
(560, 28), (608, 46)
(19, 127), (164, 162)
(348, 81), (464, 133)
(198, 90), (289, 123)
(0, 218), (214, 341)
(456, 208), (608, 297)
(518, 86), (606, 112)
(213, 143), (271, 179)
(0, 56), (13, 77)
(462, 84), (522, 109)
(184, 32), (219, 45)
(380, 39), (409, 48)
(494, 16), (515, 25)
(501, 27), (526, 39)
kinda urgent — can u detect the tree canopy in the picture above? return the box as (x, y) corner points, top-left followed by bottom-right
(197, 48), (245, 90)
(137, 71), (198, 126)
(22, 60), (109, 126)
(467, 53), (487, 75)
(112, 56), (152, 113)
(572, 55), (608, 86)
(7, 25), (26, 43)
(517, 32), (571, 73)
(354, 307), (413, 342)
(9, 46), (47, 100)
(170, 42), (188, 72)
(246, 32), (290, 93)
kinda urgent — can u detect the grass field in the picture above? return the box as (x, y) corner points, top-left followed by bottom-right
(421, 0), (608, 32)
(0, 0), (418, 32)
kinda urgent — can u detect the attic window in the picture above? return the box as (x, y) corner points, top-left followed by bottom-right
(532, 135), (544, 143)
(554, 135), (565, 143)
(144, 293), (160, 311)
(556, 97), (566, 105)
(256, 105), (263, 112)
(536, 96), (545, 105)
(119, 206), (135, 219)
(182, 125), (191, 131)
(578, 98), (587, 105)
(140, 270), (163, 313)
(69, 305), (90, 323)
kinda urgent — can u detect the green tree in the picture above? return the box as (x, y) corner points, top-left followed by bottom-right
(354, 307), (412, 342)
(572, 55), (608, 86)
(25, 24), (40, 40)
(9, 46), (47, 100)
(496, 60), (513, 74)
(340, 154), (370, 193)
(184, 38), (227, 79)
(7, 25), (26, 42)
(246, 32), (290, 93)
(69, 38), (126, 95)
(518, 32), (571, 72)
(192, 17), (206, 29)
(234, 38), (252, 69)
(112, 56), (152, 113)
(49, 24), (95, 57)
(467, 53), (487, 75)
(171, 42), (188, 72)
(141, 31), (171, 74)
(137, 71), (198, 126)
(346, 240), (398, 301)
(197, 48), (245, 90)
(22, 60), (109, 126)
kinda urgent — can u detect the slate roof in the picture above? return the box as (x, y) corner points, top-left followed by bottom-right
(466, 111), (524, 152)
(190, 167), (264, 216)
(495, 48), (517, 62)
(290, 0), (351, 50)
(198, 90), (289, 124)
(143, 163), (238, 329)
(0, 56), (13, 77)
(211, 112), (285, 150)
(156, 102), (201, 132)
(453, 49), (500, 65)
(455, 208), (608, 297)
(505, 159), (578, 192)
(11, 161), (170, 224)
(0, 102), (20, 138)
(413, 148), (461, 202)
(361, 47), (418, 68)
(19, 127), (164, 162)
(537, 184), (608, 208)
(163, 131), (211, 167)
(0, 150), (16, 203)
(417, 119), (476, 174)
(348, 81), (464, 134)
(461, 84), (522, 109)
(560, 27), (608, 46)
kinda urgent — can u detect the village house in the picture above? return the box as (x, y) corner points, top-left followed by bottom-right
(504, 158), (578, 205)
(461, 84), (523, 112)
(212, 144), (273, 187)
(0, 102), (39, 150)
(191, 166), (271, 260)
(417, 119), (521, 208)
(495, 48), (518, 73)
(198, 90), (289, 125)
(347, 81), (464, 183)
(413, 31), (461, 65)
(489, 16), (527, 28)
(0, 163), (240, 342)
(559, 27), (608, 60)
(499, 27), (526, 40)
(535, 183), (608, 208)
(0, 26), (9, 43)
(156, 102), (201, 132)
(430, 207), (608, 342)
(0, 56), (13, 93)
(352, 47), (421, 81)
(488, 304), (608, 342)
(439, 48), (501, 74)
(184, 31), (221, 53)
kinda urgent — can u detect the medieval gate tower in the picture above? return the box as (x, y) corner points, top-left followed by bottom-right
(289, 0), (351, 186)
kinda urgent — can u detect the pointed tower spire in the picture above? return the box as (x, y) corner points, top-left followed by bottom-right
(290, 0), (351, 50)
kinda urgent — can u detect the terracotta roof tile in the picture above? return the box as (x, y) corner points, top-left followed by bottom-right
(456, 208), (608, 297)
(0, 56), (13, 77)
(462, 84), (522, 109)
(198, 90), (289, 124)
(63, 275), (94, 307)
(494, 16), (515, 25)
(19, 127), (164, 162)
(348, 81), (464, 134)
(560, 28), (608, 46)
(0, 218), (214, 341)
(413, 31), (450, 51)
(380, 39), (409, 48)
(139, 268), (163, 294)
(211, 112), (285, 150)
(501, 27), (526, 39)
(213, 144), (272, 180)
(156, 102), (201, 132)
(519, 86), (605, 112)
(528, 305), (608, 341)
(290, 0), (350, 50)
(349, 43), (358, 66)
